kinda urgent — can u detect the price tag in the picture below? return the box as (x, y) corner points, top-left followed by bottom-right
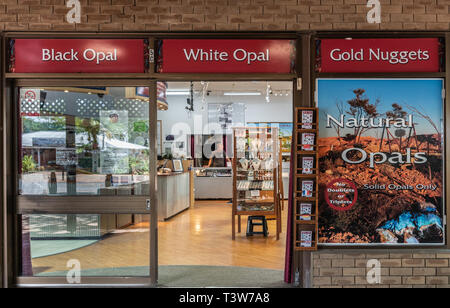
(250, 190), (260, 197)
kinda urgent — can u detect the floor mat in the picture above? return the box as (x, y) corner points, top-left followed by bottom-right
(36, 265), (288, 287)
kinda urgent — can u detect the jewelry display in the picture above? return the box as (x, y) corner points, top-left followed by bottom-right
(232, 127), (281, 240)
(239, 158), (249, 170)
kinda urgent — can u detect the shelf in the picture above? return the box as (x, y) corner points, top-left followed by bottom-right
(294, 246), (317, 251)
(295, 150), (318, 155)
(295, 220), (317, 225)
(237, 198), (275, 204)
(236, 170), (274, 173)
(296, 174), (317, 178)
(237, 189), (274, 191)
(295, 196), (318, 202)
(232, 126), (282, 241)
(236, 210), (276, 216)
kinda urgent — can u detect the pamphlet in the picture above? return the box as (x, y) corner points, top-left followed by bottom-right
(301, 180), (314, 198)
(301, 110), (313, 129)
(300, 231), (313, 247)
(302, 157), (314, 174)
(300, 203), (312, 221)
(302, 133), (315, 151)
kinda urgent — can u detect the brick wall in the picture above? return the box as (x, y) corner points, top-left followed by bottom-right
(0, 0), (449, 32)
(312, 250), (450, 288)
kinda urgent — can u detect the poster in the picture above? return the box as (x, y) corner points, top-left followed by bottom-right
(56, 149), (78, 166)
(99, 110), (129, 174)
(317, 79), (444, 245)
(279, 123), (293, 153)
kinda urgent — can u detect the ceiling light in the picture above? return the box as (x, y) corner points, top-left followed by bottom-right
(167, 91), (190, 95)
(223, 92), (261, 96)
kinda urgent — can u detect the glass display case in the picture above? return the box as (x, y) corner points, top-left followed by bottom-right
(194, 167), (232, 199)
(232, 127), (281, 240)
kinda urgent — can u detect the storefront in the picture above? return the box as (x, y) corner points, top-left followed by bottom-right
(1, 32), (300, 288)
(301, 32), (450, 288)
(1, 31), (449, 288)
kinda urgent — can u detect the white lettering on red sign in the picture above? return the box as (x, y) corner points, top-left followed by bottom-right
(42, 48), (118, 64)
(329, 48), (430, 65)
(182, 48), (270, 65)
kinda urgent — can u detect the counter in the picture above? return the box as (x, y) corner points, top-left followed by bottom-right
(157, 171), (191, 221)
(194, 167), (232, 199)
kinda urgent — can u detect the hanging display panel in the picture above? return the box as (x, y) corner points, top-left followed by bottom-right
(317, 79), (445, 246)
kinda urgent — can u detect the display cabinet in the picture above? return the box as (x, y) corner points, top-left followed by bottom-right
(232, 127), (281, 240)
(194, 167), (232, 199)
(294, 107), (319, 251)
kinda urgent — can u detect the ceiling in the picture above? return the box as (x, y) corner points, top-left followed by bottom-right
(167, 81), (293, 96)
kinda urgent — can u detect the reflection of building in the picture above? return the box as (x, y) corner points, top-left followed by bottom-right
(22, 131), (147, 171)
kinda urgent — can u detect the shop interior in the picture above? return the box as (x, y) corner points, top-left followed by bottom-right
(19, 81), (293, 286)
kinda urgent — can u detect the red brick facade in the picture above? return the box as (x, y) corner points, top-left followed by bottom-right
(313, 250), (450, 288)
(0, 0), (449, 32)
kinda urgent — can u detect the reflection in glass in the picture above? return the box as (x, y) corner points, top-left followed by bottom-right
(19, 87), (150, 196)
(21, 214), (150, 277)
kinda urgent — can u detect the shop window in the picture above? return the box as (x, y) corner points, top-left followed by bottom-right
(18, 87), (151, 196)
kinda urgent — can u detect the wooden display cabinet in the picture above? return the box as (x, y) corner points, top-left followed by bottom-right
(232, 127), (281, 240)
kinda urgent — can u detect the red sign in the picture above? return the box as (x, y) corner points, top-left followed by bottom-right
(13, 39), (145, 73)
(160, 39), (294, 73)
(320, 38), (440, 73)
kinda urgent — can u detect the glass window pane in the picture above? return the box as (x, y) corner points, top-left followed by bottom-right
(19, 87), (150, 196)
(21, 214), (150, 277)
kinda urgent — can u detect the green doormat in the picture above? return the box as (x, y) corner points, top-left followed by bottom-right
(31, 240), (98, 259)
(36, 265), (287, 287)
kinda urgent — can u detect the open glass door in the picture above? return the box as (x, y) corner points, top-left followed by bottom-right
(13, 84), (157, 286)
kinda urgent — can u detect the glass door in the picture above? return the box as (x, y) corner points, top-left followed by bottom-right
(13, 84), (157, 286)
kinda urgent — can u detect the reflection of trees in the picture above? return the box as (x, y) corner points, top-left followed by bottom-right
(75, 117), (100, 150)
(22, 155), (36, 173)
(22, 116), (66, 133)
(129, 150), (150, 175)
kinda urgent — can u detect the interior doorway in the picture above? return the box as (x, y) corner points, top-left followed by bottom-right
(156, 81), (294, 287)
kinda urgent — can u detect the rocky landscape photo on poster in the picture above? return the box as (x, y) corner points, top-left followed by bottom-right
(317, 79), (444, 245)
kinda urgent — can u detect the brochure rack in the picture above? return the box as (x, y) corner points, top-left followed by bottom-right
(294, 108), (319, 251)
